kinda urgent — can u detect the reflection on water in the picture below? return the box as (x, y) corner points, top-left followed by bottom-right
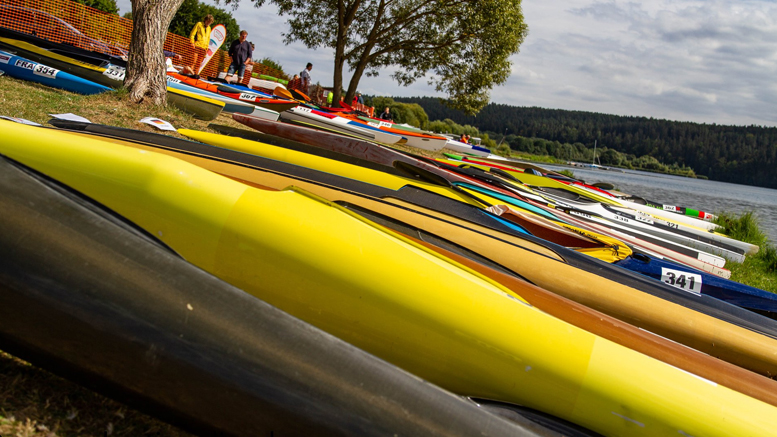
(540, 164), (777, 244)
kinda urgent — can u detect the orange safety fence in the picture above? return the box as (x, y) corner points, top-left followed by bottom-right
(0, 0), (286, 86)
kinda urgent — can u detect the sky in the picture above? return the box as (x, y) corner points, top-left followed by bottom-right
(116, 0), (777, 127)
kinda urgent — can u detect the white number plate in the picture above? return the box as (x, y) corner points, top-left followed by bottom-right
(103, 64), (125, 81)
(239, 92), (259, 100)
(33, 64), (59, 78)
(663, 205), (680, 212)
(661, 268), (702, 295)
(635, 215), (653, 224)
(378, 121), (392, 128)
(295, 106), (312, 114)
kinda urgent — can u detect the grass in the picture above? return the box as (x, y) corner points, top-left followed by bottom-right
(557, 169), (575, 179)
(713, 211), (777, 292)
(0, 75), (248, 137)
(0, 352), (191, 437)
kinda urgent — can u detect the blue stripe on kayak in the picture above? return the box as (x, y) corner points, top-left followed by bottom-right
(455, 182), (564, 222)
(0, 50), (110, 95)
(486, 214), (531, 235)
(615, 254), (777, 313)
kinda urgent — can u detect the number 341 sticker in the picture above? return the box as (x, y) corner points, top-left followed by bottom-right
(661, 268), (703, 295)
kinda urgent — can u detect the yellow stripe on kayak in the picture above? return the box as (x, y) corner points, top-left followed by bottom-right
(179, 129), (486, 208)
(440, 158), (620, 205)
(0, 37), (107, 72)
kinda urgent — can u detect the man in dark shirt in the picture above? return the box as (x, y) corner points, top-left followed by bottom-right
(379, 106), (393, 121)
(225, 30), (253, 84)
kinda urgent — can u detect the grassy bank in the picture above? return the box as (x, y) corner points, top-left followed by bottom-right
(713, 212), (777, 293)
(0, 76), (249, 135)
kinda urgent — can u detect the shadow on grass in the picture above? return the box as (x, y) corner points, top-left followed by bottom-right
(0, 351), (191, 437)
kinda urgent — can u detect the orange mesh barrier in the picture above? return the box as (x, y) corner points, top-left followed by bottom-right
(0, 0), (285, 84)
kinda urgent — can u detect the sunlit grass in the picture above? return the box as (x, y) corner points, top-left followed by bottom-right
(0, 75), (246, 136)
(714, 211), (777, 292)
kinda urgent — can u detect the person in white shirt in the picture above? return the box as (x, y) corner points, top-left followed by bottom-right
(300, 62), (313, 93)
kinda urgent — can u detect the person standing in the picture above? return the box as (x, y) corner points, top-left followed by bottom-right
(189, 14), (214, 73)
(300, 62), (313, 93)
(379, 106), (393, 121)
(225, 30), (253, 84)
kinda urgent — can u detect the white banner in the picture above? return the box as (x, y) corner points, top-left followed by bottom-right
(197, 24), (227, 75)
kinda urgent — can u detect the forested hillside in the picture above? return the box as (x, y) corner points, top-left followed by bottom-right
(394, 97), (777, 189)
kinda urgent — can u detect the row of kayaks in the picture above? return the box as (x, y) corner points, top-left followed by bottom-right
(2, 114), (777, 436)
(0, 21), (493, 156)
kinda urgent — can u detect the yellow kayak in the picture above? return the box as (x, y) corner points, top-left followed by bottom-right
(166, 86), (224, 121)
(3, 120), (777, 436)
(178, 129), (629, 262)
(63, 125), (777, 378)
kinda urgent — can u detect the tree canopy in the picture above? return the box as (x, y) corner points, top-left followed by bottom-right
(169, 0), (241, 48)
(73, 0), (119, 15)
(249, 0), (527, 114)
(396, 97), (777, 187)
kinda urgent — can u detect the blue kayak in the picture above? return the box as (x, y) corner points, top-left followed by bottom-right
(615, 253), (777, 318)
(0, 49), (110, 95)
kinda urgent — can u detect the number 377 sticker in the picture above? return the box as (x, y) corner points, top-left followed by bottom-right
(661, 268), (703, 295)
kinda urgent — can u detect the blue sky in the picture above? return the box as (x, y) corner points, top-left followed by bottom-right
(116, 0), (777, 127)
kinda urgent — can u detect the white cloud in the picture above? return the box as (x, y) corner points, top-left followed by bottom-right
(116, 0), (777, 126)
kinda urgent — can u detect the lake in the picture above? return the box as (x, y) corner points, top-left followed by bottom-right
(539, 164), (777, 244)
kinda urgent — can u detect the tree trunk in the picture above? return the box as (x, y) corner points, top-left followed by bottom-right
(126, 0), (184, 104)
(332, 38), (346, 107)
(344, 43), (376, 104)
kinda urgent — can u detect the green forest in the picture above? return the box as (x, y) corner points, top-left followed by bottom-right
(393, 97), (777, 189)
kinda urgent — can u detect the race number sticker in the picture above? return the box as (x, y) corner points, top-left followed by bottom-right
(103, 64), (125, 81)
(33, 64), (59, 78)
(663, 205), (680, 212)
(0, 53), (11, 64)
(378, 121), (392, 128)
(635, 215), (654, 224)
(239, 92), (259, 101)
(15, 59), (35, 70)
(295, 106), (312, 114)
(661, 268), (702, 295)
(166, 76), (181, 84)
